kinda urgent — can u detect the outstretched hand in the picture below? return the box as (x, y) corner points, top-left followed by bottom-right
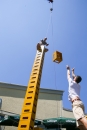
(72, 68), (75, 71)
(66, 65), (70, 70)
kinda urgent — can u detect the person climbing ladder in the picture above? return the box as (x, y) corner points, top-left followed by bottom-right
(66, 65), (87, 130)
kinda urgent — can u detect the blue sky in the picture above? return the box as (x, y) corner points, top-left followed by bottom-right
(0, 0), (87, 113)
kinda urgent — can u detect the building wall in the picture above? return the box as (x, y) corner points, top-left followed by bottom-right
(36, 94), (63, 119)
(62, 108), (74, 118)
(0, 93), (63, 119)
(0, 82), (64, 130)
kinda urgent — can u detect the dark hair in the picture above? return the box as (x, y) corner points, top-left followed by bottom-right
(75, 76), (82, 83)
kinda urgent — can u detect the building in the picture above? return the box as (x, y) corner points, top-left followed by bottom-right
(0, 82), (75, 130)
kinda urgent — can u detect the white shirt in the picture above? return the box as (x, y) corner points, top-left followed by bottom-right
(68, 78), (80, 100)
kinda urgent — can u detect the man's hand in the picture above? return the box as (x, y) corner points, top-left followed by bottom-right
(72, 68), (75, 72)
(66, 65), (71, 81)
(66, 65), (70, 70)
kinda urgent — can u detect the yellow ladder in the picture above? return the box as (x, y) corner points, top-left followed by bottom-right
(18, 38), (48, 130)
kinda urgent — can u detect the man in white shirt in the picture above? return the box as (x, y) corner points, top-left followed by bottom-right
(66, 65), (87, 130)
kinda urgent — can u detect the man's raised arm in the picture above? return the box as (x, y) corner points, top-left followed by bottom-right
(72, 68), (76, 79)
(66, 65), (71, 81)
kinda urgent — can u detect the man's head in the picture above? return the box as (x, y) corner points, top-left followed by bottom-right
(74, 76), (82, 83)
